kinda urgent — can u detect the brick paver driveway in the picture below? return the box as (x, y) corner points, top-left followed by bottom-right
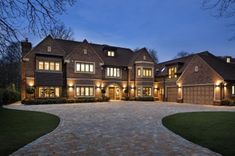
(5, 102), (235, 156)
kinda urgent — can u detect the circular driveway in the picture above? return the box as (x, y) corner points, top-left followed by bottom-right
(6, 102), (235, 156)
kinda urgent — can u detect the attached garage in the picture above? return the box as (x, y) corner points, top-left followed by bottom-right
(183, 85), (214, 105)
(167, 87), (178, 102)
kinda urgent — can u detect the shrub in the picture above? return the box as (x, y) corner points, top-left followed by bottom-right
(26, 87), (35, 94)
(221, 100), (235, 106)
(135, 96), (154, 101)
(0, 89), (20, 105)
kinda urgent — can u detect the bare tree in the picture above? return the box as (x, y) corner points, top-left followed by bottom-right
(148, 49), (159, 63)
(46, 24), (74, 40)
(134, 48), (159, 63)
(202, 0), (235, 40)
(175, 51), (192, 58)
(0, 0), (76, 55)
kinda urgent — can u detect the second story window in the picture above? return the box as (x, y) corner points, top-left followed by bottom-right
(168, 67), (177, 78)
(76, 62), (94, 73)
(137, 68), (141, 77)
(143, 68), (152, 77)
(107, 51), (115, 57)
(106, 67), (120, 78)
(38, 61), (60, 71)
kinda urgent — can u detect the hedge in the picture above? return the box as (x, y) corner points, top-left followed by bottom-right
(0, 89), (20, 105)
(22, 96), (110, 105)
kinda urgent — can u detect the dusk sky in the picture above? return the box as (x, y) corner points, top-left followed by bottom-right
(32, 0), (235, 62)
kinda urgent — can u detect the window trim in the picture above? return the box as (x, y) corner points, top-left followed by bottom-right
(105, 67), (122, 79)
(136, 86), (153, 97)
(136, 66), (154, 78)
(74, 85), (95, 97)
(107, 50), (115, 57)
(74, 61), (95, 74)
(37, 60), (62, 73)
(38, 86), (61, 98)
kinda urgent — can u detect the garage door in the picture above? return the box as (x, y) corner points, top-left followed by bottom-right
(167, 87), (178, 102)
(183, 86), (214, 105)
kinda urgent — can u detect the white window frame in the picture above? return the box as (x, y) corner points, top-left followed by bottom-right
(105, 67), (121, 78)
(107, 50), (115, 57)
(75, 85), (95, 97)
(136, 66), (154, 78)
(74, 61), (95, 74)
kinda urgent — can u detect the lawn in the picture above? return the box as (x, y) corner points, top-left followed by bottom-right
(162, 112), (235, 156)
(0, 107), (60, 156)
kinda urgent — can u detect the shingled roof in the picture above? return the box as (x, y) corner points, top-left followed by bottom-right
(155, 54), (194, 77)
(198, 52), (235, 81)
(54, 38), (136, 66)
(155, 51), (235, 81)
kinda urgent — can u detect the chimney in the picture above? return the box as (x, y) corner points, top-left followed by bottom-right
(21, 38), (32, 57)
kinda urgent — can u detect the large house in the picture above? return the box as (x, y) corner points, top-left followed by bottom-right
(21, 36), (235, 105)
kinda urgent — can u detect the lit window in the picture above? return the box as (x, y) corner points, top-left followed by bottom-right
(168, 67), (177, 78)
(76, 62), (94, 73)
(227, 57), (231, 63)
(137, 87), (141, 96)
(232, 85), (235, 95)
(39, 61), (44, 70)
(137, 68), (141, 77)
(76, 86), (94, 97)
(107, 51), (115, 57)
(55, 62), (60, 71)
(44, 62), (49, 70)
(50, 62), (55, 70)
(143, 87), (152, 96)
(38, 87), (60, 98)
(106, 67), (120, 78)
(143, 68), (152, 77)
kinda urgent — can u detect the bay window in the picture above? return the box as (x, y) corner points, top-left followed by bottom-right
(143, 68), (152, 77)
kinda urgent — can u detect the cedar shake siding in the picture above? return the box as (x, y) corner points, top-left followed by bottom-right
(21, 36), (235, 105)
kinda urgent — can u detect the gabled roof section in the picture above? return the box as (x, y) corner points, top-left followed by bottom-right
(155, 54), (194, 77)
(128, 48), (155, 66)
(198, 51), (235, 81)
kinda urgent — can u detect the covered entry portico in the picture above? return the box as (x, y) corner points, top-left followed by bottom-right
(106, 83), (122, 100)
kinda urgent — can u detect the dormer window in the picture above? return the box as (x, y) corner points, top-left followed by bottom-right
(107, 51), (115, 57)
(168, 67), (177, 79)
(226, 57), (231, 63)
(47, 46), (51, 52)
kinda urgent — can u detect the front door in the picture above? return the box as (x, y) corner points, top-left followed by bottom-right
(109, 87), (115, 100)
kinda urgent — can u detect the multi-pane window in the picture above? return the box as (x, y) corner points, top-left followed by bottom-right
(76, 86), (94, 97)
(76, 62), (94, 73)
(232, 85), (235, 95)
(106, 67), (120, 78)
(168, 67), (177, 78)
(137, 68), (141, 77)
(38, 87), (60, 98)
(137, 87), (141, 96)
(143, 68), (152, 77)
(142, 87), (152, 96)
(107, 51), (115, 57)
(38, 61), (60, 71)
